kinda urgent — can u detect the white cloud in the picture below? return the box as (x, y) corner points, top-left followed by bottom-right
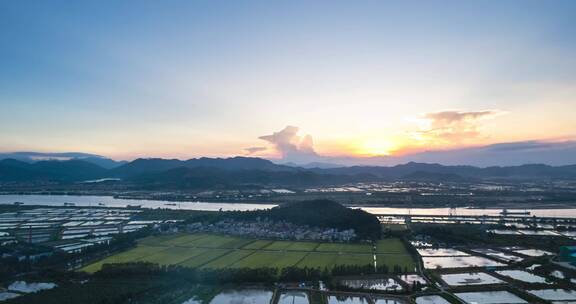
(257, 126), (319, 163)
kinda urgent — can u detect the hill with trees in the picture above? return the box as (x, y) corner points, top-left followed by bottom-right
(220, 199), (382, 239)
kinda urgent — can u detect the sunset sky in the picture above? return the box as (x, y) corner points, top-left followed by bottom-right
(1, 1), (575, 163)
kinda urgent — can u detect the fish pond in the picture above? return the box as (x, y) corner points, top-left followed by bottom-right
(423, 256), (505, 269)
(495, 270), (549, 284)
(528, 289), (576, 302)
(454, 291), (527, 304)
(514, 249), (553, 257)
(208, 289), (273, 304)
(441, 272), (503, 286)
(415, 295), (450, 304)
(399, 274), (427, 285)
(470, 249), (523, 263)
(278, 291), (309, 304)
(327, 295), (370, 304)
(373, 298), (405, 304)
(340, 278), (403, 291)
(416, 248), (470, 257)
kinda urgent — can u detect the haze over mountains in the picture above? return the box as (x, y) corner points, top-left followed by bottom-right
(272, 140), (576, 168)
(0, 152), (127, 169)
(361, 140), (576, 167)
(1, 154), (576, 188)
(1, 141), (576, 188)
(3, 139), (576, 169)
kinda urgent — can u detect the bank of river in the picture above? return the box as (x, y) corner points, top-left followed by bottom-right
(0, 194), (277, 211)
(2, 194), (576, 218)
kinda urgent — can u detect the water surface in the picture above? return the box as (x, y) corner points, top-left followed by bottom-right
(278, 291), (309, 304)
(528, 289), (576, 301)
(209, 289), (273, 304)
(415, 295), (450, 304)
(423, 256), (504, 269)
(340, 278), (403, 291)
(441, 272), (503, 286)
(417, 248), (469, 257)
(4, 195), (576, 218)
(454, 291), (527, 304)
(495, 270), (548, 284)
(327, 295), (369, 304)
(0, 195), (277, 211)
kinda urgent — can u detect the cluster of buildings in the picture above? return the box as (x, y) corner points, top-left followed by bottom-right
(186, 219), (357, 242)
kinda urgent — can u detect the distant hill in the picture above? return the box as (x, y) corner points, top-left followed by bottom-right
(0, 152), (126, 169)
(400, 171), (470, 182)
(0, 159), (108, 182)
(112, 156), (295, 178)
(316, 162), (576, 180)
(127, 166), (367, 189)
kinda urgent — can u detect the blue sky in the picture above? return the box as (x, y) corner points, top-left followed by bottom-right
(1, 0), (575, 160)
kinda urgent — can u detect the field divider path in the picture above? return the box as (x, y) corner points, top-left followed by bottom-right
(177, 249), (232, 268)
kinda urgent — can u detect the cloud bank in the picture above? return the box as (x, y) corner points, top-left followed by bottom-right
(396, 140), (576, 167)
(415, 110), (504, 144)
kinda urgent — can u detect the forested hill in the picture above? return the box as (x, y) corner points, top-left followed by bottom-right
(223, 200), (382, 239)
(269, 200), (382, 239)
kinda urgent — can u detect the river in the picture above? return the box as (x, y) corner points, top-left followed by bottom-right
(2, 194), (576, 218)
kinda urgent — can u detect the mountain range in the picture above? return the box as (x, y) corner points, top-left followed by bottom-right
(1, 155), (576, 188)
(0, 152), (127, 169)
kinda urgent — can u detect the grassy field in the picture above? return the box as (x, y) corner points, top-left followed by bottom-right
(375, 239), (409, 254)
(296, 252), (373, 268)
(81, 233), (416, 273)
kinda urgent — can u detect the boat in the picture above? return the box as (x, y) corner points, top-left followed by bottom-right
(500, 209), (530, 216)
(13, 202), (24, 205)
(127, 204), (142, 209)
(98, 203), (105, 206)
(164, 203), (177, 206)
(63, 202), (76, 206)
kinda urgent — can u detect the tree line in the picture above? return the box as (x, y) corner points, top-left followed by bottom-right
(96, 261), (410, 283)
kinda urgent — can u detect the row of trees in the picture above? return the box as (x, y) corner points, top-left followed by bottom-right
(96, 261), (412, 283)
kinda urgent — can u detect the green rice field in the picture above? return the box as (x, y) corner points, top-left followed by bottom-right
(81, 233), (416, 273)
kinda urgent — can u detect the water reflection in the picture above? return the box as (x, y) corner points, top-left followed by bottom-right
(4, 195), (576, 218)
(362, 207), (576, 218)
(0, 195), (277, 211)
(441, 272), (503, 286)
(423, 256), (505, 269)
(278, 291), (309, 304)
(415, 295), (450, 304)
(340, 278), (403, 291)
(327, 295), (369, 304)
(495, 270), (548, 284)
(528, 289), (576, 302)
(373, 298), (405, 304)
(209, 289), (273, 304)
(454, 291), (527, 304)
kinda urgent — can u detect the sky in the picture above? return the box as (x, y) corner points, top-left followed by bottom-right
(1, 0), (575, 164)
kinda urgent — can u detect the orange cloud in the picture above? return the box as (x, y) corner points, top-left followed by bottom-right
(413, 110), (506, 145)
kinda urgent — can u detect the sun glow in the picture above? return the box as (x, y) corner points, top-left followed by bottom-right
(356, 139), (398, 156)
